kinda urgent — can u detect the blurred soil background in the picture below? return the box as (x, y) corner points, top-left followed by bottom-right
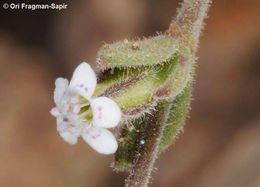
(0, 0), (259, 186)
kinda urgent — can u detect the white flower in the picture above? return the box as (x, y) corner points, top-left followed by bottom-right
(50, 62), (121, 154)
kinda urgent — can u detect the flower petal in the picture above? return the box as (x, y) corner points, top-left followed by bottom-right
(90, 97), (121, 128)
(50, 107), (60, 117)
(54, 78), (69, 104)
(69, 62), (96, 99)
(59, 131), (78, 145)
(56, 116), (66, 132)
(82, 127), (118, 154)
(56, 118), (78, 144)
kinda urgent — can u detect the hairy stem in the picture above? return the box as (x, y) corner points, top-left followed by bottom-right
(169, 0), (211, 47)
(125, 102), (170, 187)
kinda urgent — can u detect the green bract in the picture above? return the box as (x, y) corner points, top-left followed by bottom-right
(93, 33), (193, 171)
(97, 35), (178, 69)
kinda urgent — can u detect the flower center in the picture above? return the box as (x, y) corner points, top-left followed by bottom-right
(67, 95), (93, 124)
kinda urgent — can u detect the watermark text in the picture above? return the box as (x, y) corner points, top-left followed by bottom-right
(3, 3), (68, 11)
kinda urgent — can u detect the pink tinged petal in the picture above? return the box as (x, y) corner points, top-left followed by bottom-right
(82, 127), (118, 154)
(59, 131), (78, 145)
(50, 107), (60, 117)
(66, 105), (72, 113)
(68, 126), (80, 135)
(91, 97), (122, 128)
(84, 124), (91, 133)
(73, 104), (81, 114)
(69, 62), (97, 100)
(70, 96), (79, 104)
(54, 78), (69, 104)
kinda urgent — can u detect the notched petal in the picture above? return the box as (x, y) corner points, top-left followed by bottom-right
(69, 62), (97, 99)
(91, 97), (121, 128)
(82, 127), (118, 154)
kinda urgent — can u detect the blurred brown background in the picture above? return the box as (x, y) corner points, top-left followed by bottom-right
(0, 0), (259, 186)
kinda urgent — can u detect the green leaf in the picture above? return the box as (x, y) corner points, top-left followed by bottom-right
(159, 83), (191, 152)
(114, 117), (148, 170)
(97, 35), (178, 69)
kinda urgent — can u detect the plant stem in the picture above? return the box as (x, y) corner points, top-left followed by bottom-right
(125, 102), (170, 187)
(169, 0), (211, 47)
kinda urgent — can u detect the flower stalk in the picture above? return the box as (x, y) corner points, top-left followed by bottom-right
(125, 102), (172, 187)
